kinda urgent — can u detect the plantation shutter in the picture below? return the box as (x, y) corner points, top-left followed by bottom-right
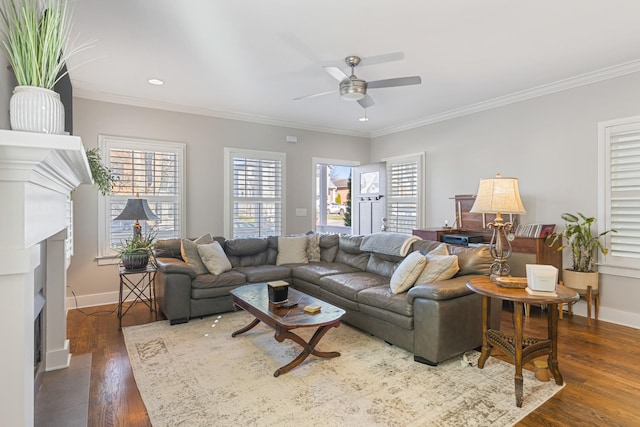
(230, 150), (284, 238)
(607, 128), (640, 259)
(386, 155), (423, 234)
(101, 137), (185, 254)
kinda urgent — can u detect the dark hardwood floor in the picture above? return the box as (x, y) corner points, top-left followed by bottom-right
(67, 302), (640, 426)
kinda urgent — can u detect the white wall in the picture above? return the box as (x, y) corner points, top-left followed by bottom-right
(371, 71), (640, 328)
(68, 98), (369, 304)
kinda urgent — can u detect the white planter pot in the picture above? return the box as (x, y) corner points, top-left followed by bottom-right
(10, 86), (65, 134)
(562, 269), (599, 292)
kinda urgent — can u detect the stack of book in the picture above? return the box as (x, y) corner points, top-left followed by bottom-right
(514, 223), (556, 238)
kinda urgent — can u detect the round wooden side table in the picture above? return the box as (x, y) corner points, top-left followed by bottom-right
(466, 276), (579, 407)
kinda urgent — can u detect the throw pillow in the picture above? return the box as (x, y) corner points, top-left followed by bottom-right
(389, 251), (427, 294)
(197, 241), (232, 275)
(306, 233), (321, 262)
(414, 247), (460, 285)
(181, 233), (213, 275)
(277, 236), (310, 265)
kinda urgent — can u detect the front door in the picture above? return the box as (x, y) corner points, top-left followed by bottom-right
(352, 162), (386, 235)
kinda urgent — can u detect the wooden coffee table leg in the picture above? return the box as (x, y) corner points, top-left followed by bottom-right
(231, 318), (261, 337)
(273, 323), (340, 377)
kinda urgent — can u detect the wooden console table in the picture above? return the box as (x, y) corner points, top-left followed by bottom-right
(466, 277), (578, 407)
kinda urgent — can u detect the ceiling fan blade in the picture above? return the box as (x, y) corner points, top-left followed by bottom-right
(293, 89), (338, 101)
(324, 66), (350, 82)
(358, 94), (375, 109)
(367, 76), (422, 89)
(360, 52), (404, 66)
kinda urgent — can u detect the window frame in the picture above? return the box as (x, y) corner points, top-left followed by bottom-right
(312, 157), (359, 233)
(224, 147), (286, 238)
(382, 152), (426, 233)
(598, 116), (640, 278)
(97, 135), (186, 264)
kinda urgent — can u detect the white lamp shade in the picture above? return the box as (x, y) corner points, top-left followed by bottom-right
(470, 175), (526, 214)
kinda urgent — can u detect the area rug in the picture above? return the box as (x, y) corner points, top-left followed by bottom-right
(123, 311), (563, 426)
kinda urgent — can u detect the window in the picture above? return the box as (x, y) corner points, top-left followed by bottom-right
(98, 135), (185, 261)
(598, 117), (640, 277)
(224, 148), (285, 238)
(383, 153), (425, 234)
(313, 158), (358, 233)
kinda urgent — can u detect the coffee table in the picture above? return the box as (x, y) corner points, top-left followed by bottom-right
(230, 283), (346, 377)
(466, 276), (579, 407)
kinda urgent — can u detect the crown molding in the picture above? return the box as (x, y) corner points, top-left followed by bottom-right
(71, 86), (370, 139)
(73, 59), (640, 141)
(371, 59), (640, 138)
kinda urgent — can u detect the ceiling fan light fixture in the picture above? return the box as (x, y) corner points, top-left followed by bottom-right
(340, 79), (367, 101)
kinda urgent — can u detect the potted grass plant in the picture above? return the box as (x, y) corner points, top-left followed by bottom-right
(0, 0), (90, 134)
(546, 212), (615, 292)
(117, 229), (157, 271)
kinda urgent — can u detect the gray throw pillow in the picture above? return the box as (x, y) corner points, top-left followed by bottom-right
(181, 233), (214, 275)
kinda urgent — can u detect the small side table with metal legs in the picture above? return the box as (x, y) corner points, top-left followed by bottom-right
(118, 264), (157, 330)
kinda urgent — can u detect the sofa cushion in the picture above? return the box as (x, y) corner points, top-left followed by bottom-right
(365, 252), (404, 278)
(448, 245), (493, 276)
(292, 262), (361, 283)
(335, 235), (369, 271)
(198, 241), (232, 275)
(306, 233), (321, 262)
(191, 270), (247, 292)
(225, 238), (270, 267)
(319, 272), (389, 301)
(319, 234), (340, 262)
(407, 275), (477, 302)
(389, 251), (427, 294)
(153, 238), (182, 259)
(234, 265), (292, 283)
(357, 285), (414, 317)
(181, 233), (214, 275)
(277, 236), (309, 265)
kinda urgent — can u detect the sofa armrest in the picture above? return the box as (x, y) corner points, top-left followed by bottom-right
(407, 275), (482, 302)
(156, 257), (197, 279)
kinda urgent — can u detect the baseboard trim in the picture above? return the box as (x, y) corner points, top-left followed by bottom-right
(564, 300), (640, 329)
(66, 290), (145, 310)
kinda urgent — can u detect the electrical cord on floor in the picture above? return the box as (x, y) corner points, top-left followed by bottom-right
(67, 285), (117, 316)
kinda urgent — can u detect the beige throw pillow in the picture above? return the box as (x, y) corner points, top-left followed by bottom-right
(306, 233), (321, 262)
(277, 236), (310, 265)
(414, 246), (460, 284)
(181, 233), (213, 275)
(198, 241), (232, 275)
(390, 251), (427, 294)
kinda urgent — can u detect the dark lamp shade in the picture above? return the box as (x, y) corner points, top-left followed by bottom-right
(113, 198), (159, 221)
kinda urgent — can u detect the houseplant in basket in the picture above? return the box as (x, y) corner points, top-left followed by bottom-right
(117, 229), (157, 271)
(546, 212), (615, 292)
(0, 0), (91, 133)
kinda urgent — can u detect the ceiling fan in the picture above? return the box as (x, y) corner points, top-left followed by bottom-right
(294, 55), (422, 108)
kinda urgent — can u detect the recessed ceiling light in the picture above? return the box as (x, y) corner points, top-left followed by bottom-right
(148, 78), (164, 86)
(358, 116), (368, 122)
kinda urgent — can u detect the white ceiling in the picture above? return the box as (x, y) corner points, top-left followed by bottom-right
(68, 0), (640, 138)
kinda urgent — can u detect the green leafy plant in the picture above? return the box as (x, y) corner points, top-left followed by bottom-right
(546, 212), (615, 272)
(0, 0), (92, 89)
(117, 229), (157, 256)
(85, 147), (116, 196)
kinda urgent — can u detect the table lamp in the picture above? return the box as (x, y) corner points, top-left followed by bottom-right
(470, 174), (526, 278)
(113, 194), (159, 240)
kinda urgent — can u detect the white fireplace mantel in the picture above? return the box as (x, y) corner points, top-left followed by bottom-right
(0, 129), (91, 426)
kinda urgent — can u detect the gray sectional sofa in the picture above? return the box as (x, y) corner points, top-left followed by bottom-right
(153, 233), (502, 365)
